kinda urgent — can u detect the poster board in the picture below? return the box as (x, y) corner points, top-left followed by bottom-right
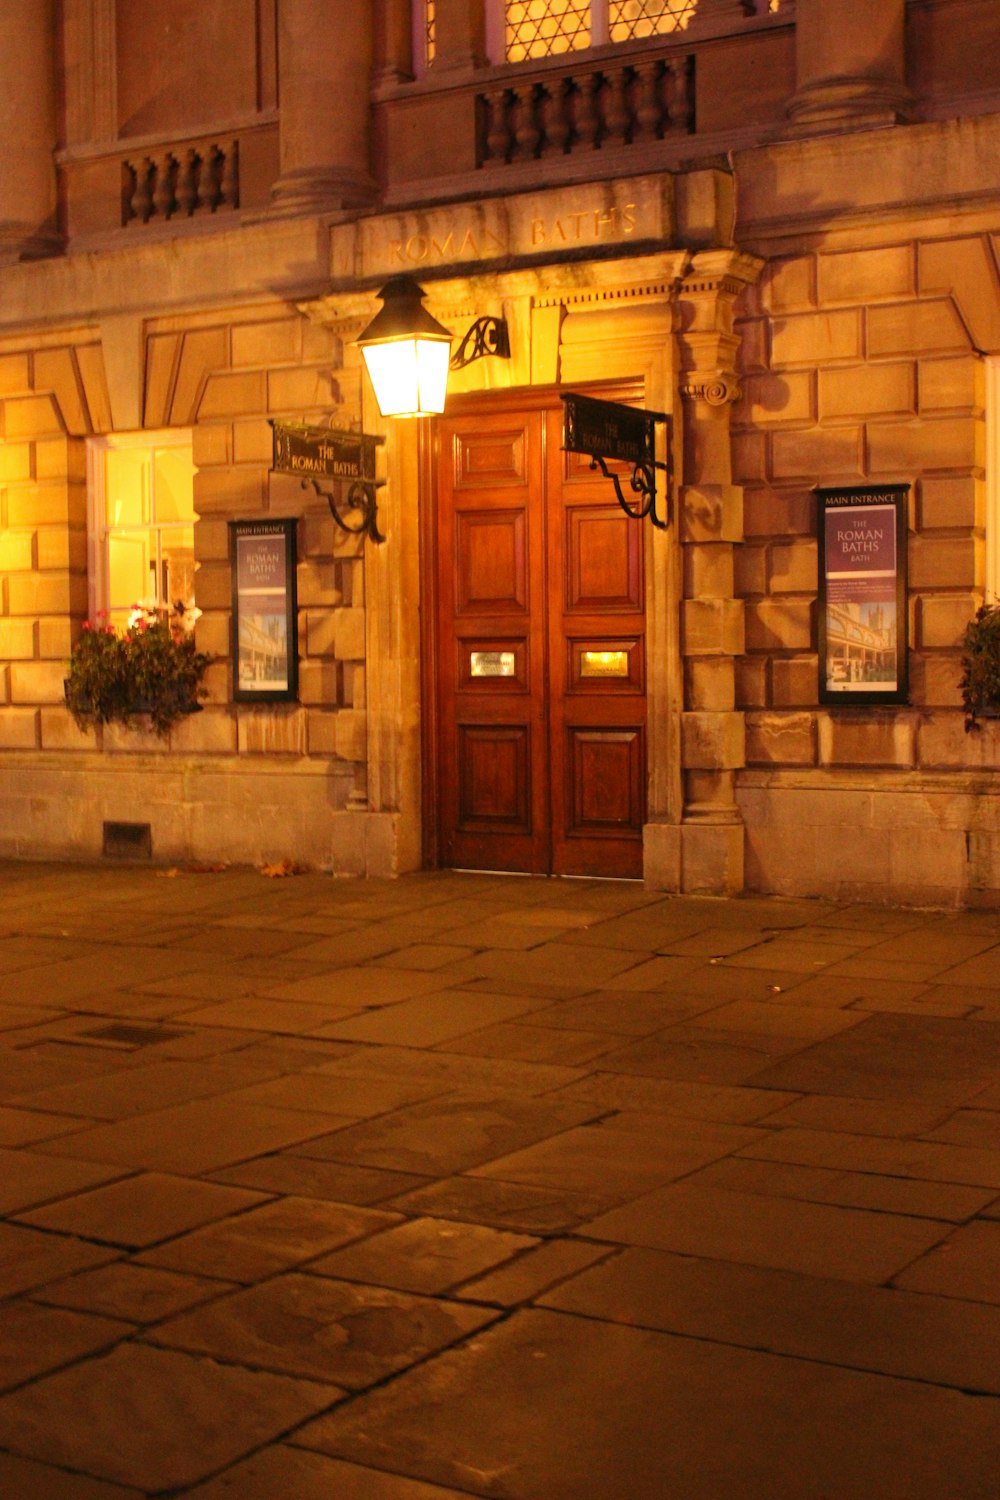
(229, 519), (298, 702)
(817, 485), (908, 706)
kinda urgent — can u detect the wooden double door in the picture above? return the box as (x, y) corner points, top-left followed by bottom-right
(427, 393), (647, 878)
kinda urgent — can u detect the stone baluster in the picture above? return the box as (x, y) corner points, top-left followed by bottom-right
(573, 72), (601, 151)
(666, 57), (694, 132)
(272, 0), (376, 214)
(131, 161), (154, 225)
(602, 67), (631, 147)
(220, 144), (239, 210)
(512, 85), (541, 160)
(198, 151), (222, 213)
(541, 79), (572, 156)
(153, 157), (175, 220)
(176, 152), (199, 217)
(633, 61), (664, 142)
(483, 88), (513, 163)
(0, 0), (60, 262)
(787, 0), (910, 133)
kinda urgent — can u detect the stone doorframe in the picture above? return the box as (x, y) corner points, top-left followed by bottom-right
(304, 244), (761, 892)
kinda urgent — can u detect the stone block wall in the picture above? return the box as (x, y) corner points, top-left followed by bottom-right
(731, 226), (1000, 903)
(0, 306), (375, 868)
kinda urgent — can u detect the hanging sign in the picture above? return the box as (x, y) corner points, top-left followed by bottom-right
(271, 421), (381, 483)
(561, 392), (670, 529)
(817, 485), (908, 705)
(229, 519), (298, 703)
(270, 421), (386, 544)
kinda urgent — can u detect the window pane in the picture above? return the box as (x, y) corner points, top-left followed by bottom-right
(105, 448), (149, 528)
(162, 526), (196, 617)
(152, 445), (196, 525)
(506, 0), (591, 62)
(108, 530), (155, 613)
(609, 0), (698, 41)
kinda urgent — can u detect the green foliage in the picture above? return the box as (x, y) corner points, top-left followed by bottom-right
(65, 609), (210, 738)
(960, 603), (1000, 732)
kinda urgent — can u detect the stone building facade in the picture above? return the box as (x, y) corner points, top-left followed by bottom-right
(0, 0), (998, 904)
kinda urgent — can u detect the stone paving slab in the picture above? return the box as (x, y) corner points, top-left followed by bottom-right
(31, 1260), (235, 1323)
(138, 1195), (402, 1282)
(0, 1222), (119, 1299)
(0, 1299), (132, 1392)
(0, 1147), (129, 1216)
(0, 1341), (340, 1492)
(296, 1306), (1000, 1500)
(0, 1452), (142, 1499)
(2, 865), (1000, 1497)
(187, 1447), (475, 1499)
(147, 1271), (499, 1388)
(48, 1096), (344, 1173)
(16, 1171), (269, 1248)
(308, 1216), (537, 1294)
(540, 1247), (1000, 1394)
(580, 1179), (950, 1282)
(293, 1091), (603, 1177)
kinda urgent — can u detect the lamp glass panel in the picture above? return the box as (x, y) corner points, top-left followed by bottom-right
(363, 337), (450, 417)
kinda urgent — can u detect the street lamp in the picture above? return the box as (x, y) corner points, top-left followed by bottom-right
(356, 275), (510, 418)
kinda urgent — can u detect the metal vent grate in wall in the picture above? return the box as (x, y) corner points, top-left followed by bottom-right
(103, 821), (152, 859)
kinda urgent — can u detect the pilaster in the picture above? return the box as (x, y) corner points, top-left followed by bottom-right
(0, 0), (60, 263)
(429, 0), (488, 73)
(674, 248), (763, 894)
(786, 0), (911, 134)
(272, 0), (377, 214)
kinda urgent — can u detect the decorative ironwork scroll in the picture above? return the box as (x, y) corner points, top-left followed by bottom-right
(270, 420), (386, 544)
(561, 392), (671, 529)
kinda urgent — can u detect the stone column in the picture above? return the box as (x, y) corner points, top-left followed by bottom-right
(676, 249), (763, 895)
(0, 0), (59, 263)
(272, 0), (376, 214)
(430, 0), (487, 73)
(373, 0), (414, 89)
(787, 0), (911, 132)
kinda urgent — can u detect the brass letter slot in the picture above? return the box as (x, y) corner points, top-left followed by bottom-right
(471, 650), (516, 678)
(581, 649), (629, 678)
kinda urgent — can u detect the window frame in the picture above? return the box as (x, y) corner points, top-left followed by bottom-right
(86, 428), (197, 627)
(988, 357), (1000, 604)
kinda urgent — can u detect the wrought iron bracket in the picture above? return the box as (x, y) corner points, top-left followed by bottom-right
(562, 392), (671, 531)
(590, 453), (671, 531)
(301, 475), (386, 545)
(450, 316), (511, 371)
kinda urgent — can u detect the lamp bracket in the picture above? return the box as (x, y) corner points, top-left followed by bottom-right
(450, 316), (511, 371)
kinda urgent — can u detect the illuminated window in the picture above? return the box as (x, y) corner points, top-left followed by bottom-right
(506, 0), (591, 62)
(427, 0), (436, 64)
(498, 0), (779, 61)
(87, 431), (197, 633)
(608, 0), (698, 42)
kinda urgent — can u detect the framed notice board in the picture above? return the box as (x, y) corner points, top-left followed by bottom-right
(229, 519), (298, 703)
(817, 485), (908, 706)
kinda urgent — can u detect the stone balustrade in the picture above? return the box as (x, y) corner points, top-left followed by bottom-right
(121, 140), (239, 226)
(478, 53), (694, 166)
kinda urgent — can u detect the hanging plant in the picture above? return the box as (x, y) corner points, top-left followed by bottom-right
(959, 602), (1000, 732)
(65, 607), (210, 738)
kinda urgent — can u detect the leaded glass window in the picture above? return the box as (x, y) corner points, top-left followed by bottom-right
(608, 0), (698, 41)
(505, 0), (591, 63)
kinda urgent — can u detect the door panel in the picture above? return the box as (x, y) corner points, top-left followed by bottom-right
(433, 396), (646, 878)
